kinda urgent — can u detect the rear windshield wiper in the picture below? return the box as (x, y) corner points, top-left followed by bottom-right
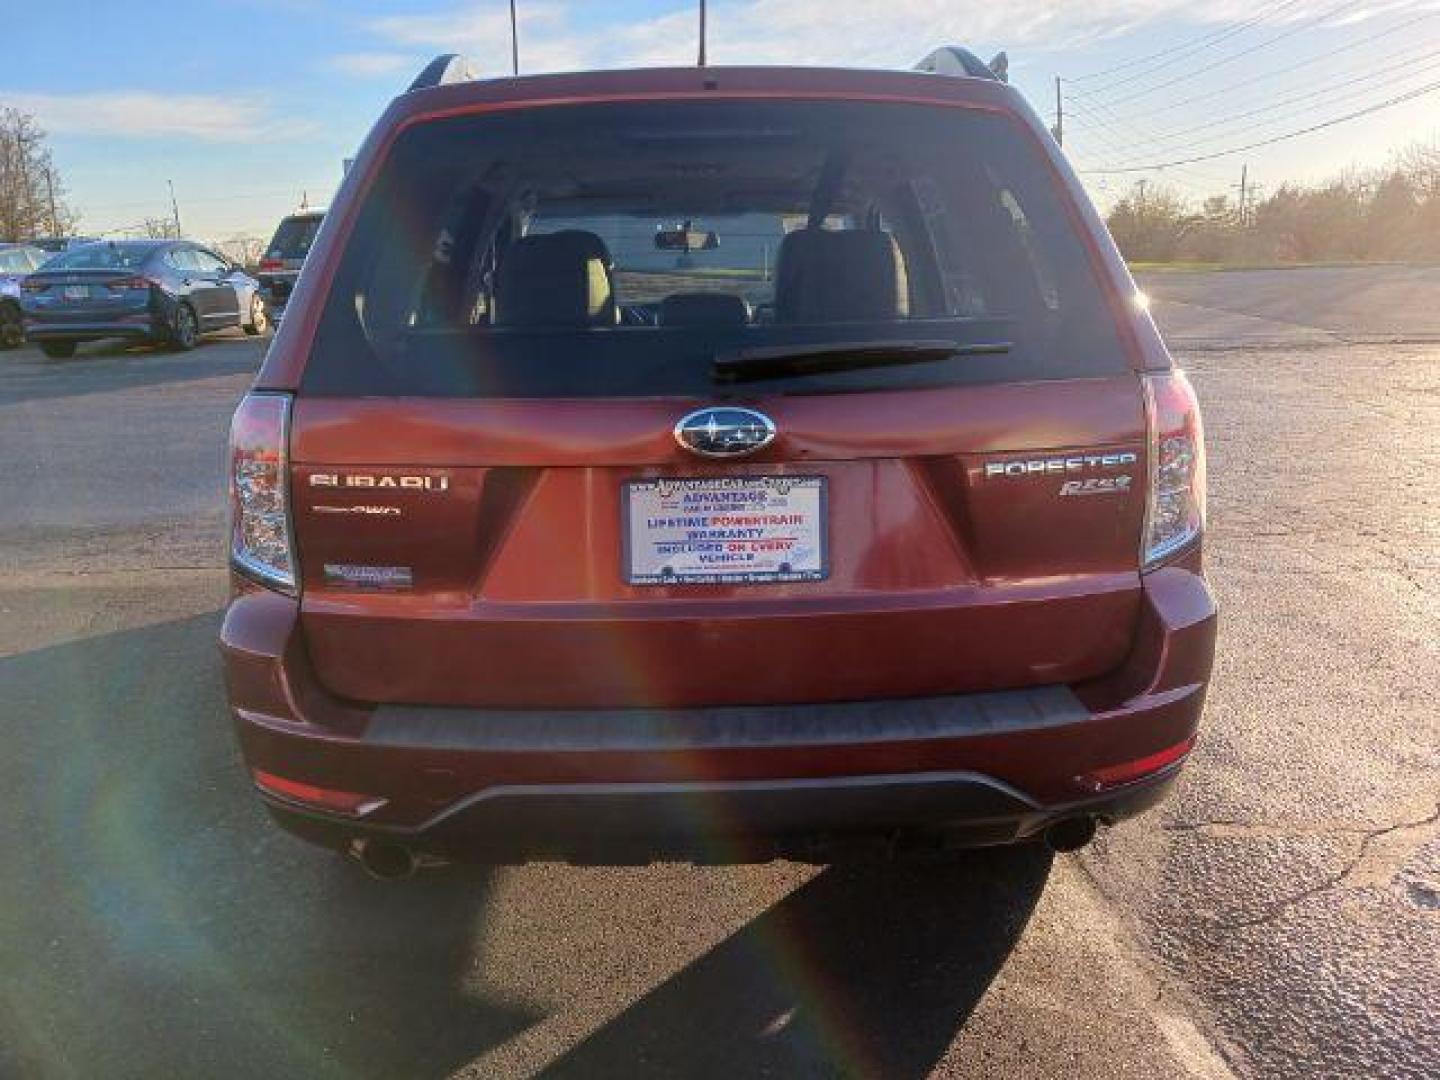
(712, 339), (1011, 384)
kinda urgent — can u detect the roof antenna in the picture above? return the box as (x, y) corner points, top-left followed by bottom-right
(510, 0), (520, 75)
(697, 0), (707, 67)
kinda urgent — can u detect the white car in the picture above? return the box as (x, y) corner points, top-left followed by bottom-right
(0, 243), (48, 349)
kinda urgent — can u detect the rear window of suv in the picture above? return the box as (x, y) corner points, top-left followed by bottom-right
(303, 100), (1128, 398)
(266, 214), (323, 261)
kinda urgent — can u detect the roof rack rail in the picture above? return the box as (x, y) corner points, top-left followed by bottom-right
(409, 53), (477, 92)
(913, 47), (1009, 84)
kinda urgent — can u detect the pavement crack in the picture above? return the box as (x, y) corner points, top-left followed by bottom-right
(1210, 804), (1440, 930)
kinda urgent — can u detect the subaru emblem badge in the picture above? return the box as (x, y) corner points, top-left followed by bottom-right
(674, 406), (777, 458)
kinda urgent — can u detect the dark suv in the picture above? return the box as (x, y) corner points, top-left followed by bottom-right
(256, 209), (325, 322)
(222, 51), (1214, 876)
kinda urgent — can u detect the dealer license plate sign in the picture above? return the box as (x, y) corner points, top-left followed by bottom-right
(623, 476), (827, 585)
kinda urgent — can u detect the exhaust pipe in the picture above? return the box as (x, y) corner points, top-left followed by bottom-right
(351, 838), (419, 881)
(1043, 816), (1097, 853)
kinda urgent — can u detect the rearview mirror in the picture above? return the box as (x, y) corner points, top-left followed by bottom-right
(655, 222), (720, 252)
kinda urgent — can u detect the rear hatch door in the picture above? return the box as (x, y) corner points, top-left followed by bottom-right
(283, 95), (1148, 708)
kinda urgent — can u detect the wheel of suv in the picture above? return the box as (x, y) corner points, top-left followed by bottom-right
(171, 303), (199, 351)
(0, 302), (22, 350)
(243, 294), (268, 336)
(40, 340), (77, 360)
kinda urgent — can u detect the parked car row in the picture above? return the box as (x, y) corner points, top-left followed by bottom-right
(0, 209), (325, 358)
(15, 240), (270, 358)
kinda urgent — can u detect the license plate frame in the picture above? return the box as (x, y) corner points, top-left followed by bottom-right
(62, 285), (89, 302)
(622, 475), (828, 586)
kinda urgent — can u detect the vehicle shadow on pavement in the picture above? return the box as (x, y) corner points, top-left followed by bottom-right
(0, 612), (538, 1080)
(540, 846), (1054, 1079)
(1, 336), (261, 407)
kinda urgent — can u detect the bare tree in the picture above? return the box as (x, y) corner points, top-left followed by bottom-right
(0, 108), (78, 240)
(1394, 134), (1440, 200)
(213, 234), (266, 269)
(139, 216), (181, 240)
(1106, 136), (1440, 265)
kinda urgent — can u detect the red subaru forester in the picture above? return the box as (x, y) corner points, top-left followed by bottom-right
(222, 50), (1214, 877)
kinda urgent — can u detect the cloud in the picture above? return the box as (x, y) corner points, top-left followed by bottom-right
(363, 1), (590, 74)
(327, 52), (418, 77)
(2, 91), (314, 142)
(355, 0), (1421, 76)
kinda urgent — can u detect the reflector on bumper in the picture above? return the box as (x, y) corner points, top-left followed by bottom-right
(253, 769), (386, 817)
(1079, 735), (1196, 792)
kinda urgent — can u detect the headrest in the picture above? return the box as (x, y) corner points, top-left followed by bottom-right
(774, 229), (909, 324)
(658, 291), (752, 327)
(492, 230), (616, 327)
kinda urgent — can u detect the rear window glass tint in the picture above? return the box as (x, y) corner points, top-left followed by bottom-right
(302, 100), (1127, 398)
(43, 243), (153, 270)
(266, 215), (323, 260)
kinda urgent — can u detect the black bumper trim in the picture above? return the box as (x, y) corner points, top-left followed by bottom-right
(367, 684), (1089, 752)
(262, 767), (1180, 864)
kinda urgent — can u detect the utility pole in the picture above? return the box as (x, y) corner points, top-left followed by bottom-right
(167, 179), (182, 239)
(1054, 77), (1063, 146)
(1234, 164), (1249, 227)
(509, 0), (519, 76)
(698, 0), (707, 67)
(44, 166), (59, 236)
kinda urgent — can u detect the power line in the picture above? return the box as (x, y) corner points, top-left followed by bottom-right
(1063, 95), (1236, 184)
(1079, 76), (1440, 173)
(1070, 0), (1305, 89)
(77, 184), (337, 213)
(1076, 9), (1440, 125)
(1075, 42), (1440, 165)
(1078, 0), (1359, 108)
(1062, 100), (1239, 198)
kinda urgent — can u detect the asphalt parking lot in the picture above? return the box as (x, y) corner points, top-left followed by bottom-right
(1, 265), (1436, 1079)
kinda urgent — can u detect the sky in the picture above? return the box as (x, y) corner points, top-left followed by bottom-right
(5, 0), (1440, 241)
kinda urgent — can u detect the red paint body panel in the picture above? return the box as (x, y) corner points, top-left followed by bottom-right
(288, 377), (1148, 706)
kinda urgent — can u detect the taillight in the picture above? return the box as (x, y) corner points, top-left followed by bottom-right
(20, 279), (46, 293)
(108, 276), (150, 291)
(229, 392), (296, 592)
(258, 258), (283, 272)
(1141, 370), (1206, 569)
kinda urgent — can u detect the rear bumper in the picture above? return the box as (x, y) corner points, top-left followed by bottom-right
(222, 566), (1216, 861)
(257, 273), (298, 311)
(23, 316), (159, 341)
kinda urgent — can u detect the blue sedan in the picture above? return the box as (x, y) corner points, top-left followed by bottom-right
(20, 240), (268, 359)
